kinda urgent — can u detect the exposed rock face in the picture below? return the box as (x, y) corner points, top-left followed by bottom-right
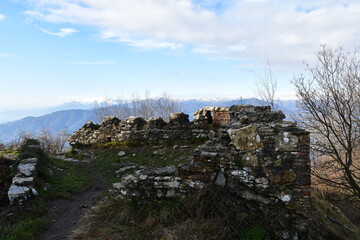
(8, 157), (39, 204)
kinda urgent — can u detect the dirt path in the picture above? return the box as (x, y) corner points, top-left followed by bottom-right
(39, 161), (107, 240)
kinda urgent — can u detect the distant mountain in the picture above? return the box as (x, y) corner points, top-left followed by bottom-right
(0, 102), (94, 124)
(0, 109), (95, 142)
(0, 99), (298, 143)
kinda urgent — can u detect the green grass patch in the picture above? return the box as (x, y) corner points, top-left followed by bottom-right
(1, 151), (93, 240)
(40, 158), (92, 199)
(240, 227), (270, 240)
(0, 199), (48, 240)
(91, 145), (195, 183)
(64, 148), (85, 160)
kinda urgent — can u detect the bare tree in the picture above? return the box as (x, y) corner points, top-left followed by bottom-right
(131, 91), (157, 120)
(293, 45), (360, 199)
(156, 92), (181, 121)
(38, 128), (71, 155)
(93, 91), (180, 122)
(254, 60), (278, 109)
(93, 97), (131, 123)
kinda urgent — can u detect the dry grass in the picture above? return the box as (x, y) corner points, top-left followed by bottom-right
(70, 186), (272, 240)
(310, 189), (360, 240)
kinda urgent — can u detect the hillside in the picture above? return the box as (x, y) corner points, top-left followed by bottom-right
(0, 109), (95, 142)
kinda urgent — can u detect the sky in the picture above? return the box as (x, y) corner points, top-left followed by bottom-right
(0, 0), (360, 111)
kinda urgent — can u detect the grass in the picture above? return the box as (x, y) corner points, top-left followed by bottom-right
(5, 138), (360, 240)
(0, 155), (93, 240)
(40, 158), (92, 199)
(240, 227), (271, 240)
(0, 199), (48, 240)
(64, 148), (85, 160)
(309, 190), (360, 240)
(70, 186), (273, 240)
(91, 144), (196, 183)
(1, 139), (202, 240)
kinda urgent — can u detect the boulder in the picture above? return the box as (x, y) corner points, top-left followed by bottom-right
(169, 112), (189, 126)
(18, 163), (36, 177)
(121, 117), (146, 131)
(147, 117), (167, 129)
(8, 184), (32, 204)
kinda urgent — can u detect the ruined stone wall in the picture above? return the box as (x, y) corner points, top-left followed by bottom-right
(69, 112), (215, 146)
(71, 105), (310, 211)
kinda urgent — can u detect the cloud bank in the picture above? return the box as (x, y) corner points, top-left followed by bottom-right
(25, 0), (360, 67)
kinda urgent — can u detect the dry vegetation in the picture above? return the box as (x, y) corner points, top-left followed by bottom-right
(93, 91), (180, 122)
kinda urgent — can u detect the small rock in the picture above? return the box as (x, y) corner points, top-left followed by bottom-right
(12, 175), (34, 185)
(43, 183), (51, 191)
(18, 163), (36, 177)
(181, 145), (190, 149)
(30, 187), (38, 196)
(173, 145), (179, 149)
(215, 170), (226, 187)
(153, 145), (164, 149)
(153, 150), (165, 155)
(116, 165), (137, 174)
(132, 153), (136, 157)
(8, 185), (32, 204)
(118, 151), (126, 156)
(281, 195), (291, 202)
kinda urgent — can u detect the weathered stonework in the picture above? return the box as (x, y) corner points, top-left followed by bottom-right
(71, 105), (311, 212)
(8, 157), (39, 204)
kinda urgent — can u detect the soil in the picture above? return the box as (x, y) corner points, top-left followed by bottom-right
(38, 161), (108, 240)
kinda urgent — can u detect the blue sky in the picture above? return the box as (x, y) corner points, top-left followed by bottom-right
(0, 0), (359, 111)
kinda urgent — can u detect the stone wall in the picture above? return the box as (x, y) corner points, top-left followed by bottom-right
(72, 105), (311, 211)
(8, 157), (39, 204)
(69, 112), (214, 146)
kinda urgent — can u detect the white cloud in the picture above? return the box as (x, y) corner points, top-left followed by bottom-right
(25, 0), (360, 67)
(0, 53), (11, 58)
(39, 27), (78, 37)
(0, 14), (5, 22)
